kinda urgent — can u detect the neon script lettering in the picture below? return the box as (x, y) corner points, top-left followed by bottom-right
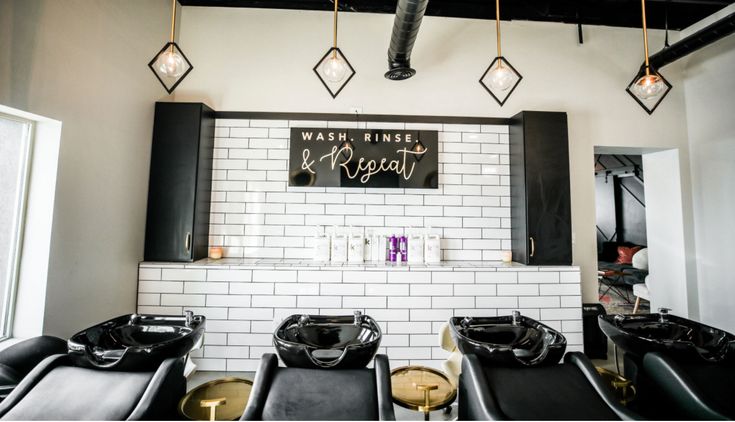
(299, 146), (427, 184)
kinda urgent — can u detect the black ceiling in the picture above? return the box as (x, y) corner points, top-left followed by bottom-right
(178, 0), (734, 30)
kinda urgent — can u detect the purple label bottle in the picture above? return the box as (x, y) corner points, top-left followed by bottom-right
(388, 235), (398, 262)
(399, 236), (408, 262)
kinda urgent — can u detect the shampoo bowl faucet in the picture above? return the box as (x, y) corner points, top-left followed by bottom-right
(512, 310), (521, 326)
(658, 308), (672, 323)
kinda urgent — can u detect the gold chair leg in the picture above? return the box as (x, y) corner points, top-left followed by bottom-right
(417, 384), (438, 421)
(633, 297), (641, 314)
(200, 397), (227, 421)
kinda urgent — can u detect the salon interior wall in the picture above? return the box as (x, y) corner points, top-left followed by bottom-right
(173, 7), (695, 306)
(681, 4), (735, 332)
(0, 0), (172, 338)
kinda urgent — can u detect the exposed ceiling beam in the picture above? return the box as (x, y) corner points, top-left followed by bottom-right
(177, 0), (735, 30)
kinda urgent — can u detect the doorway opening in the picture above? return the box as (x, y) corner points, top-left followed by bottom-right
(594, 154), (649, 315)
(593, 146), (695, 319)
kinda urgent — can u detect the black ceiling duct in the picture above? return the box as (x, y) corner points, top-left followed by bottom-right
(649, 11), (735, 70)
(385, 0), (429, 80)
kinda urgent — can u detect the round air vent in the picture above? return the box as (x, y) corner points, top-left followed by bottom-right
(384, 67), (416, 80)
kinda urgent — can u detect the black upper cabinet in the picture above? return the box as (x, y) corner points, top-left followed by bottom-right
(144, 102), (215, 262)
(509, 111), (572, 265)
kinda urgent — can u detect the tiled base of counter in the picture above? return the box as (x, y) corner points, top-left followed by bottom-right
(138, 260), (583, 370)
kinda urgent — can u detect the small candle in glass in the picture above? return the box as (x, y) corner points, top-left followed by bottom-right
(501, 251), (512, 263)
(209, 246), (223, 260)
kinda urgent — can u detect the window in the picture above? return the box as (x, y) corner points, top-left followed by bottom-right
(0, 114), (33, 340)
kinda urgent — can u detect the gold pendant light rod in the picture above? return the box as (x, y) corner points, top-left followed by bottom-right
(479, 0), (522, 106)
(640, 0), (651, 75)
(495, 0), (502, 67)
(332, 0), (339, 59)
(169, 0), (177, 52)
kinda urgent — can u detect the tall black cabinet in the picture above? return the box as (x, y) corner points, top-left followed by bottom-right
(509, 111), (572, 265)
(144, 102), (215, 262)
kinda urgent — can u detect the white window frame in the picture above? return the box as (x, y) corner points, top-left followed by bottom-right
(0, 113), (35, 341)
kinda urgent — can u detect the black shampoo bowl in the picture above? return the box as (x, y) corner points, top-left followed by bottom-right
(599, 309), (735, 363)
(68, 312), (205, 371)
(273, 312), (381, 369)
(599, 310), (735, 420)
(241, 353), (395, 421)
(450, 312), (567, 367)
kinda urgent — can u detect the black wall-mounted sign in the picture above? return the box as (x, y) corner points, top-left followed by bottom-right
(289, 128), (438, 189)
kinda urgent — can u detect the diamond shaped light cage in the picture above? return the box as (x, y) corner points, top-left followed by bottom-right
(411, 140), (427, 162)
(479, 56), (523, 107)
(625, 67), (672, 115)
(339, 139), (355, 159)
(313, 47), (356, 99)
(148, 42), (194, 94)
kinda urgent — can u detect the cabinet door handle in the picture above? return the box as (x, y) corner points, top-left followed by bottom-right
(529, 236), (535, 257)
(185, 232), (192, 253)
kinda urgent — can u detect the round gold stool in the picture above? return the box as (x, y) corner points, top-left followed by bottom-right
(179, 377), (253, 421)
(391, 366), (457, 421)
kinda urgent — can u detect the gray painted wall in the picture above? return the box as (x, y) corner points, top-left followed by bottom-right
(683, 7), (735, 332)
(0, 0), (171, 337)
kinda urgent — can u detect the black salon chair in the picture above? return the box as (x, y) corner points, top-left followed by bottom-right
(641, 352), (735, 420)
(0, 354), (185, 420)
(459, 352), (640, 420)
(0, 336), (67, 401)
(241, 353), (395, 421)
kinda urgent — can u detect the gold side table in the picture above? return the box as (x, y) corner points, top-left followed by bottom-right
(179, 377), (253, 421)
(391, 366), (457, 421)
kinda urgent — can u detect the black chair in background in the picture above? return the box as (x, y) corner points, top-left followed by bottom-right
(241, 353), (395, 421)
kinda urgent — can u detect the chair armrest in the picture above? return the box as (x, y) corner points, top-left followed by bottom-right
(458, 354), (504, 420)
(127, 357), (186, 420)
(565, 352), (640, 420)
(373, 354), (396, 421)
(0, 336), (67, 379)
(0, 354), (69, 418)
(241, 354), (279, 421)
(642, 352), (727, 420)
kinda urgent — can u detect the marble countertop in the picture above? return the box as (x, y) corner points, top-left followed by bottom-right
(139, 258), (579, 271)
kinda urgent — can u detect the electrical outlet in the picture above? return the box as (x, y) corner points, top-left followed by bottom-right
(349, 106), (363, 114)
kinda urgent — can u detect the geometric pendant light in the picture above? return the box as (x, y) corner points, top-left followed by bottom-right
(148, 0), (193, 94)
(313, 0), (356, 99)
(625, 0), (672, 115)
(479, 0), (523, 106)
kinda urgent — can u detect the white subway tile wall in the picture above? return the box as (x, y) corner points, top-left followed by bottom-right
(138, 118), (582, 370)
(138, 262), (583, 370)
(209, 119), (511, 261)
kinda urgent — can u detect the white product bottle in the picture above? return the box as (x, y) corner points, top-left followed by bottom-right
(348, 228), (365, 263)
(330, 227), (348, 263)
(364, 229), (373, 262)
(424, 229), (441, 263)
(371, 233), (386, 262)
(313, 226), (331, 262)
(408, 231), (425, 263)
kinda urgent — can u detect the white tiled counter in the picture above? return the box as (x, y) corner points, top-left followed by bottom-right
(137, 259), (583, 371)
